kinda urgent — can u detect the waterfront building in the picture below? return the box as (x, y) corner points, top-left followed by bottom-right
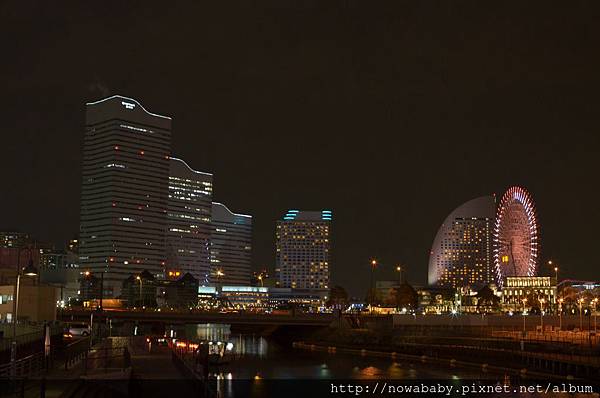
(210, 202), (252, 286)
(79, 95), (172, 297)
(416, 286), (456, 314)
(501, 276), (556, 312)
(195, 285), (325, 309)
(166, 157), (213, 283)
(0, 283), (59, 322)
(122, 270), (158, 307)
(428, 196), (495, 289)
(275, 210), (331, 292)
(164, 272), (199, 308)
(220, 285), (269, 309)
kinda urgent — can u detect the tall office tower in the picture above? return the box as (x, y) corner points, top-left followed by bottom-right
(275, 210), (331, 291)
(428, 196), (495, 289)
(79, 95), (171, 297)
(210, 202), (252, 285)
(166, 157), (213, 283)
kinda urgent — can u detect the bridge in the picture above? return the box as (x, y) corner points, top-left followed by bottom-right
(59, 309), (335, 327)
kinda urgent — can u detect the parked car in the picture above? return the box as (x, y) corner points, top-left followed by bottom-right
(66, 322), (91, 337)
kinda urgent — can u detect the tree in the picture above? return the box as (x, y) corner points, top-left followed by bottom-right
(365, 288), (379, 307)
(559, 286), (579, 304)
(393, 283), (418, 310)
(327, 285), (349, 309)
(476, 285), (500, 312)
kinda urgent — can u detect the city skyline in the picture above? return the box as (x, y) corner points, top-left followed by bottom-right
(1, 3), (600, 393)
(2, 2), (599, 296)
(1, 92), (595, 296)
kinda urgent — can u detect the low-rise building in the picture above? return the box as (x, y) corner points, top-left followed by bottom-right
(501, 276), (557, 312)
(164, 273), (199, 309)
(194, 285), (327, 310)
(122, 270), (158, 308)
(0, 283), (59, 322)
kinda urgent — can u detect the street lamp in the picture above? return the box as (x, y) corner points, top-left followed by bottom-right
(578, 298), (585, 331)
(369, 259), (377, 308)
(522, 298), (528, 333)
(257, 274), (263, 287)
(539, 298), (545, 330)
(136, 275), (143, 307)
(11, 258), (38, 371)
(558, 298), (564, 330)
(396, 265), (402, 285)
(593, 298), (598, 333)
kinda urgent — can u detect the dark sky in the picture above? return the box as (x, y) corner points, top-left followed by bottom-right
(1, 1), (599, 296)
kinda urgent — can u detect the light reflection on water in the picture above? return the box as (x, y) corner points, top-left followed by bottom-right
(191, 324), (486, 382)
(187, 324), (268, 357)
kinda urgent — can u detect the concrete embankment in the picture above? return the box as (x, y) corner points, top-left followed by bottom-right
(293, 327), (600, 382)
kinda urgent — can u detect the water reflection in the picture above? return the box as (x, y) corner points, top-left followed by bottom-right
(187, 324), (269, 357)
(192, 323), (231, 342)
(192, 324), (487, 383)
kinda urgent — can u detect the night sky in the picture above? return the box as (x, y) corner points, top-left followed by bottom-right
(1, 2), (599, 295)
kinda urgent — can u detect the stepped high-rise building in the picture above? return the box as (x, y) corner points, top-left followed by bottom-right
(428, 196), (495, 289)
(210, 202), (252, 285)
(275, 210), (331, 291)
(79, 95), (171, 297)
(166, 157), (213, 283)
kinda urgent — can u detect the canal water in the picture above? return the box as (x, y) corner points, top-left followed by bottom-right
(183, 323), (505, 397)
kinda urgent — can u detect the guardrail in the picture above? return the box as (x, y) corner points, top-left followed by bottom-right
(492, 330), (600, 346)
(171, 346), (216, 398)
(0, 352), (47, 398)
(61, 337), (131, 374)
(0, 352), (45, 379)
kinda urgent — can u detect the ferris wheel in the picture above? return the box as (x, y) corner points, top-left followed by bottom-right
(493, 186), (539, 287)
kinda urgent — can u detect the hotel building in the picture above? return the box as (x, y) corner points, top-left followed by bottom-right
(79, 95), (171, 296)
(166, 157), (213, 283)
(275, 210), (331, 291)
(210, 202), (252, 285)
(428, 196), (495, 289)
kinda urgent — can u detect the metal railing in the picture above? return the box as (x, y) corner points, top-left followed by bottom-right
(0, 352), (45, 379)
(171, 346), (216, 398)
